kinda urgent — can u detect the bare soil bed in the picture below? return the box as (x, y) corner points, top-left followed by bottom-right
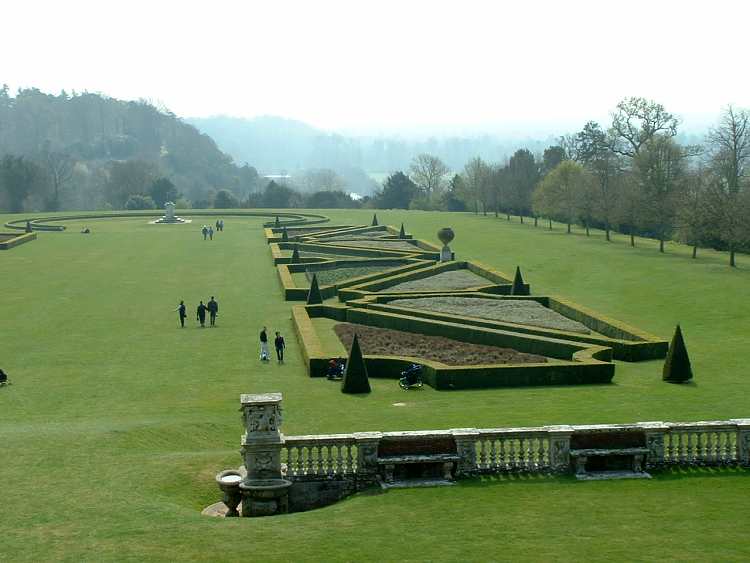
(305, 261), (407, 285)
(384, 269), (490, 292)
(333, 323), (547, 366)
(389, 296), (590, 333)
(320, 233), (392, 241)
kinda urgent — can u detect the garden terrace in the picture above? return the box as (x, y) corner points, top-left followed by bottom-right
(292, 303), (614, 389)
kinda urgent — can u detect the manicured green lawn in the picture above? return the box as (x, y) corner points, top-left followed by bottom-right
(1, 210), (749, 562)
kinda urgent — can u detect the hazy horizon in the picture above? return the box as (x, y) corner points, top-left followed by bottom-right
(3, 0), (748, 138)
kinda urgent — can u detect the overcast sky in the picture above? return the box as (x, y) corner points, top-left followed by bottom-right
(2, 0), (748, 136)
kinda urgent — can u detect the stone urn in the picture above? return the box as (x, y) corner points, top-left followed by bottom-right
(437, 227), (455, 262)
(215, 469), (243, 517)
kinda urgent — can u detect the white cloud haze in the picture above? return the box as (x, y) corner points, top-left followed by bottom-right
(2, 0), (748, 135)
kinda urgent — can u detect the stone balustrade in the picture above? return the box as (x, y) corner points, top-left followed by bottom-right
(282, 434), (358, 478)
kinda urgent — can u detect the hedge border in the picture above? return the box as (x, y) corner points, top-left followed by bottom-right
(0, 231), (37, 250)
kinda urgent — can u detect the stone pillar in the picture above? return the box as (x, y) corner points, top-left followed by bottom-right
(545, 425), (573, 472)
(240, 393), (284, 480)
(354, 431), (382, 487)
(451, 428), (479, 476)
(165, 201), (176, 221)
(440, 246), (453, 262)
(638, 421), (669, 468)
(730, 419), (750, 466)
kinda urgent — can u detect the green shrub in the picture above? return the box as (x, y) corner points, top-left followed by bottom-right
(341, 334), (371, 393)
(663, 325), (693, 383)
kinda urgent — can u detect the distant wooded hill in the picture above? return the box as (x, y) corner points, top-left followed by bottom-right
(0, 87), (259, 211)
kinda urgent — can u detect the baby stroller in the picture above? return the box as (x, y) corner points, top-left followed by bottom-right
(326, 359), (346, 380)
(399, 364), (423, 390)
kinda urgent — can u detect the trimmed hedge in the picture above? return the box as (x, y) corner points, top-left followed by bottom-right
(0, 232), (36, 250)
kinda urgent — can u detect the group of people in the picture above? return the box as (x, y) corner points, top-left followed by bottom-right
(201, 220), (224, 240)
(259, 326), (286, 363)
(176, 297), (219, 327)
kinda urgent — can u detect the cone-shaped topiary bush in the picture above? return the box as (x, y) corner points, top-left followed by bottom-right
(372, 213), (378, 226)
(399, 223), (406, 238)
(511, 266), (528, 295)
(306, 273), (323, 305)
(663, 324), (693, 383)
(341, 334), (371, 394)
(275, 216), (280, 227)
(281, 227), (288, 241)
(291, 245), (300, 263)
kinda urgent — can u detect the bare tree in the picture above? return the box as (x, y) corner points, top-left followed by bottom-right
(409, 153), (449, 198)
(43, 147), (74, 211)
(462, 157), (490, 215)
(610, 97), (679, 158)
(705, 106), (750, 266)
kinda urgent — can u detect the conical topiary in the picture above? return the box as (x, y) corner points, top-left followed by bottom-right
(372, 213), (378, 226)
(399, 223), (406, 238)
(306, 273), (323, 305)
(511, 266), (528, 295)
(275, 216), (280, 227)
(291, 245), (300, 263)
(281, 227), (288, 241)
(341, 334), (371, 394)
(663, 324), (693, 383)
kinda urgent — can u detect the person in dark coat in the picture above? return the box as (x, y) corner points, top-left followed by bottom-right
(207, 296), (219, 327)
(260, 327), (269, 361)
(176, 300), (187, 328)
(197, 301), (208, 327)
(274, 331), (285, 363)
(202, 226), (208, 240)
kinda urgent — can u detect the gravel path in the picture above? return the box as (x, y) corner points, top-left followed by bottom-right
(306, 262), (406, 285)
(384, 270), (490, 292)
(320, 240), (419, 251)
(389, 296), (590, 333)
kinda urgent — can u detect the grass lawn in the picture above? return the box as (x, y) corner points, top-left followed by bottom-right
(1, 209), (749, 562)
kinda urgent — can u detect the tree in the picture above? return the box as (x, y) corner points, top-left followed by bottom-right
(462, 157), (490, 214)
(214, 188), (240, 208)
(124, 194), (156, 210)
(705, 106), (750, 266)
(533, 161), (585, 233)
(0, 155), (45, 212)
(341, 334), (371, 394)
(262, 180), (300, 208)
(542, 145), (566, 175)
(615, 175), (644, 247)
(148, 177), (178, 208)
(575, 121), (621, 241)
(441, 174), (468, 211)
(105, 160), (158, 208)
(41, 145), (74, 211)
(676, 169), (713, 259)
(633, 136), (688, 253)
(374, 172), (418, 209)
(305, 190), (358, 209)
(299, 168), (346, 193)
(610, 97), (679, 158)
(507, 149), (540, 221)
(409, 153), (449, 199)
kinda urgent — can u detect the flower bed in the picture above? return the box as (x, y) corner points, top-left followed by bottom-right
(321, 239), (418, 251)
(333, 322), (547, 366)
(305, 262), (408, 285)
(389, 296), (590, 334)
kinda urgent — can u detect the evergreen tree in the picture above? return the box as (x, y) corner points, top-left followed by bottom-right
(341, 334), (371, 394)
(275, 216), (281, 227)
(291, 245), (300, 263)
(372, 213), (378, 226)
(399, 223), (406, 238)
(306, 273), (323, 305)
(663, 324), (693, 383)
(281, 227), (288, 241)
(511, 266), (528, 295)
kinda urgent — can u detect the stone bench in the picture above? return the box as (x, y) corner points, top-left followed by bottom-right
(377, 454), (461, 483)
(570, 447), (649, 479)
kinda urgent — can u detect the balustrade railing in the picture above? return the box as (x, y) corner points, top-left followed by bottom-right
(664, 422), (738, 465)
(282, 434), (358, 478)
(475, 428), (551, 472)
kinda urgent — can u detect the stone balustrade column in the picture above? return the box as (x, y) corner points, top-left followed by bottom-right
(451, 428), (479, 476)
(545, 425), (573, 472)
(730, 419), (750, 466)
(353, 431), (382, 487)
(638, 421), (669, 467)
(240, 393), (285, 481)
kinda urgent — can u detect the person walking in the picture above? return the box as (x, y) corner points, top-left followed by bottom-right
(259, 327), (269, 361)
(176, 300), (187, 328)
(197, 301), (208, 327)
(208, 226), (214, 240)
(219, 219), (225, 231)
(202, 225), (208, 240)
(274, 331), (286, 363)
(207, 296), (219, 327)
(215, 219), (220, 232)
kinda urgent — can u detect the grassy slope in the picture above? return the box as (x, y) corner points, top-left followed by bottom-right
(1, 210), (749, 562)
